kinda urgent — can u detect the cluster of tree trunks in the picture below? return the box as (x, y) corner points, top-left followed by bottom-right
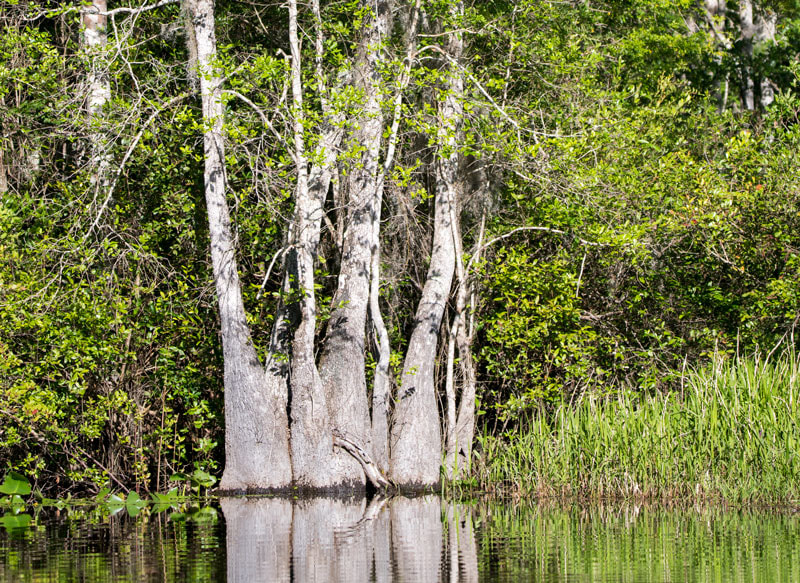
(183, 0), (477, 492)
(688, 0), (777, 111)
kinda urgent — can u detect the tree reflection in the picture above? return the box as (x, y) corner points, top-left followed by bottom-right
(221, 495), (479, 582)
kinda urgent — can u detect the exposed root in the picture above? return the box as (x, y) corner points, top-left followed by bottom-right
(332, 430), (390, 489)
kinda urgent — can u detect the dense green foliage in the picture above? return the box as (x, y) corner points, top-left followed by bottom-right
(1, 0), (799, 496)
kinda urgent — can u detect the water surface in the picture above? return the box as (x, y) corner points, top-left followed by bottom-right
(2, 497), (799, 582)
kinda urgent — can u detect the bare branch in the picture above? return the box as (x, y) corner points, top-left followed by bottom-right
(84, 93), (190, 240)
(23, 0), (179, 21)
(467, 225), (605, 272)
(222, 89), (294, 160)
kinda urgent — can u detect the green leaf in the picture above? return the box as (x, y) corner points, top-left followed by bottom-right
(95, 487), (111, 503)
(0, 472), (31, 496)
(190, 470), (217, 488)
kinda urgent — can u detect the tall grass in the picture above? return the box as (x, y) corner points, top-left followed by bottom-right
(473, 350), (800, 504)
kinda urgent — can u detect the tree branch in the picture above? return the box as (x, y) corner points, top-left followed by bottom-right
(84, 93), (189, 240)
(332, 430), (390, 489)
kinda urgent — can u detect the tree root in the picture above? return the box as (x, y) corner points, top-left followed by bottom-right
(332, 430), (390, 489)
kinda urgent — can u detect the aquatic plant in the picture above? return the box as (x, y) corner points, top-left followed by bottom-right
(472, 349), (800, 504)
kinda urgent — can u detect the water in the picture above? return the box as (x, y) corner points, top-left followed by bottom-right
(2, 497), (799, 582)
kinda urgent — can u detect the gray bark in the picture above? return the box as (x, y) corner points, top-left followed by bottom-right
(445, 212), (482, 478)
(220, 498), (292, 583)
(0, 142), (7, 195)
(286, 0), (363, 490)
(738, 0), (776, 110)
(369, 0), (422, 476)
(83, 0), (112, 192)
(187, 0), (292, 492)
(739, 0), (756, 110)
(391, 2), (462, 488)
(318, 0), (393, 480)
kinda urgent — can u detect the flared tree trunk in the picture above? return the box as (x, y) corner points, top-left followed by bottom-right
(187, 0), (292, 492)
(286, 0), (357, 490)
(390, 2), (462, 488)
(317, 0), (393, 482)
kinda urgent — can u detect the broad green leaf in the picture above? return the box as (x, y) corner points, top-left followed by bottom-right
(0, 472), (31, 496)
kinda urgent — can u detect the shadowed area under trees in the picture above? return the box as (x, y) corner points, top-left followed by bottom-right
(1, 0), (800, 497)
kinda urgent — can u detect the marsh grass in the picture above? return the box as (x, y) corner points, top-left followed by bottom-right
(472, 349), (800, 504)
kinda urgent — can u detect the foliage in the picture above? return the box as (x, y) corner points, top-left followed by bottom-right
(1, 0), (800, 495)
(474, 349), (800, 504)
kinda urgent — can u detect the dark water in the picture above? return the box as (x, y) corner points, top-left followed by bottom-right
(2, 497), (800, 582)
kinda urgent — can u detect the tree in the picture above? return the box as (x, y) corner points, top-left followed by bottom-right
(186, 0), (479, 492)
(184, 0), (293, 491)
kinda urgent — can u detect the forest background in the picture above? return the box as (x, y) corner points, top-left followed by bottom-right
(1, 0), (800, 496)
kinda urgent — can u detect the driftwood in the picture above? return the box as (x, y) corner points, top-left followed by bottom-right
(332, 430), (390, 489)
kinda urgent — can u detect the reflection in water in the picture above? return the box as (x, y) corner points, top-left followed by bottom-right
(3, 497), (800, 582)
(222, 495), (478, 583)
(221, 497), (291, 582)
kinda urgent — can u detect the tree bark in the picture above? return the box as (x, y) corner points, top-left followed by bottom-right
(286, 0), (358, 490)
(187, 0), (292, 492)
(317, 0), (393, 481)
(83, 0), (112, 192)
(390, 1), (462, 489)
(738, 0), (776, 110)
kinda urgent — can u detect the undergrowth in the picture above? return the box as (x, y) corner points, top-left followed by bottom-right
(469, 349), (800, 506)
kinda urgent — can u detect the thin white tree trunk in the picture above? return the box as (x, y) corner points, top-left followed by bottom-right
(83, 0), (112, 192)
(739, 0), (756, 110)
(187, 0), (292, 492)
(447, 213), (484, 478)
(390, 1), (462, 488)
(368, 0), (421, 476)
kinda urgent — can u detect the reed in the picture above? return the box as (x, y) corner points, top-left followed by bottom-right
(472, 349), (800, 504)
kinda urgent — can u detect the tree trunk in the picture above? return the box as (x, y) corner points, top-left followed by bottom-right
(739, 0), (756, 110)
(83, 0), (112, 191)
(737, 0), (776, 110)
(187, 0), (292, 492)
(390, 1), (462, 489)
(286, 0), (357, 490)
(317, 0), (393, 481)
(445, 210), (483, 479)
